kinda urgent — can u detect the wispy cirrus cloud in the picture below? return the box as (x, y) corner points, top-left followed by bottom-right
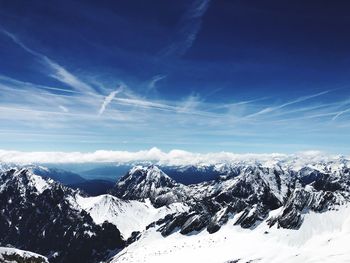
(245, 90), (331, 118)
(147, 75), (167, 91)
(159, 0), (211, 57)
(1, 28), (350, 153)
(0, 75), (81, 94)
(177, 94), (202, 113)
(59, 105), (69, 113)
(99, 85), (124, 115)
(0, 29), (42, 57)
(43, 57), (96, 94)
(332, 108), (350, 121)
(0, 29), (96, 95)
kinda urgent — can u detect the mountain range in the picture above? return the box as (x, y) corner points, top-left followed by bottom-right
(1, 156), (350, 262)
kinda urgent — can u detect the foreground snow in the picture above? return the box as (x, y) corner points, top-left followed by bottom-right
(0, 247), (48, 263)
(75, 194), (188, 239)
(110, 205), (350, 263)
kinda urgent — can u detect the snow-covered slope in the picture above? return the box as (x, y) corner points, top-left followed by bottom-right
(107, 161), (350, 262)
(109, 204), (350, 263)
(0, 247), (48, 263)
(2, 156), (350, 263)
(75, 194), (188, 239)
(112, 162), (350, 235)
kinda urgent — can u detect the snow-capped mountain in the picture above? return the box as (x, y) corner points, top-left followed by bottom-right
(0, 166), (188, 262)
(111, 165), (188, 207)
(0, 164), (86, 185)
(108, 159), (350, 262)
(0, 163), (115, 196)
(0, 168), (124, 263)
(110, 162), (350, 235)
(1, 156), (350, 263)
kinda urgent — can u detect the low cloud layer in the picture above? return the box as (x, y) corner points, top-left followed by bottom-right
(0, 148), (344, 166)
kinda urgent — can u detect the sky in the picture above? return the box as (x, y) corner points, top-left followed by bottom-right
(0, 0), (350, 154)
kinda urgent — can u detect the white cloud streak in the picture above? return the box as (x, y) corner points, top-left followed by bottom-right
(0, 29), (96, 95)
(59, 105), (69, 112)
(43, 57), (96, 94)
(0, 75), (81, 94)
(245, 90), (331, 118)
(0, 29), (42, 57)
(332, 108), (350, 121)
(159, 0), (211, 57)
(148, 75), (166, 91)
(99, 86), (123, 115)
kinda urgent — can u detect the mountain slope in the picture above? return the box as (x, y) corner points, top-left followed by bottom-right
(1, 156), (350, 263)
(109, 204), (350, 263)
(0, 247), (48, 263)
(151, 165), (286, 235)
(0, 168), (124, 263)
(108, 159), (350, 262)
(75, 194), (188, 239)
(126, 163), (350, 235)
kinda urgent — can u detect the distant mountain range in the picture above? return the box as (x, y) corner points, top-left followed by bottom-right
(0, 165), (115, 196)
(1, 156), (350, 262)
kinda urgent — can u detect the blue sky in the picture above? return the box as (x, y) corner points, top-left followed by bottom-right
(0, 0), (350, 154)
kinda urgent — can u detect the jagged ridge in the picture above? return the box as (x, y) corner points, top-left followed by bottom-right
(111, 159), (350, 236)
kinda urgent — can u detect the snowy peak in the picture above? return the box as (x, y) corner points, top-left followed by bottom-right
(125, 165), (177, 188)
(111, 165), (186, 207)
(0, 168), (54, 195)
(141, 161), (350, 236)
(113, 165), (178, 197)
(171, 155), (350, 176)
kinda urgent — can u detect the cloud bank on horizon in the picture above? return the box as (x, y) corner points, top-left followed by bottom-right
(0, 1), (350, 154)
(0, 148), (346, 165)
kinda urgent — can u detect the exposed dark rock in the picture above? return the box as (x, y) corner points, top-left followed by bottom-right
(0, 169), (125, 263)
(126, 231), (141, 245)
(2, 252), (47, 263)
(111, 163), (350, 235)
(234, 205), (268, 229)
(110, 165), (187, 207)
